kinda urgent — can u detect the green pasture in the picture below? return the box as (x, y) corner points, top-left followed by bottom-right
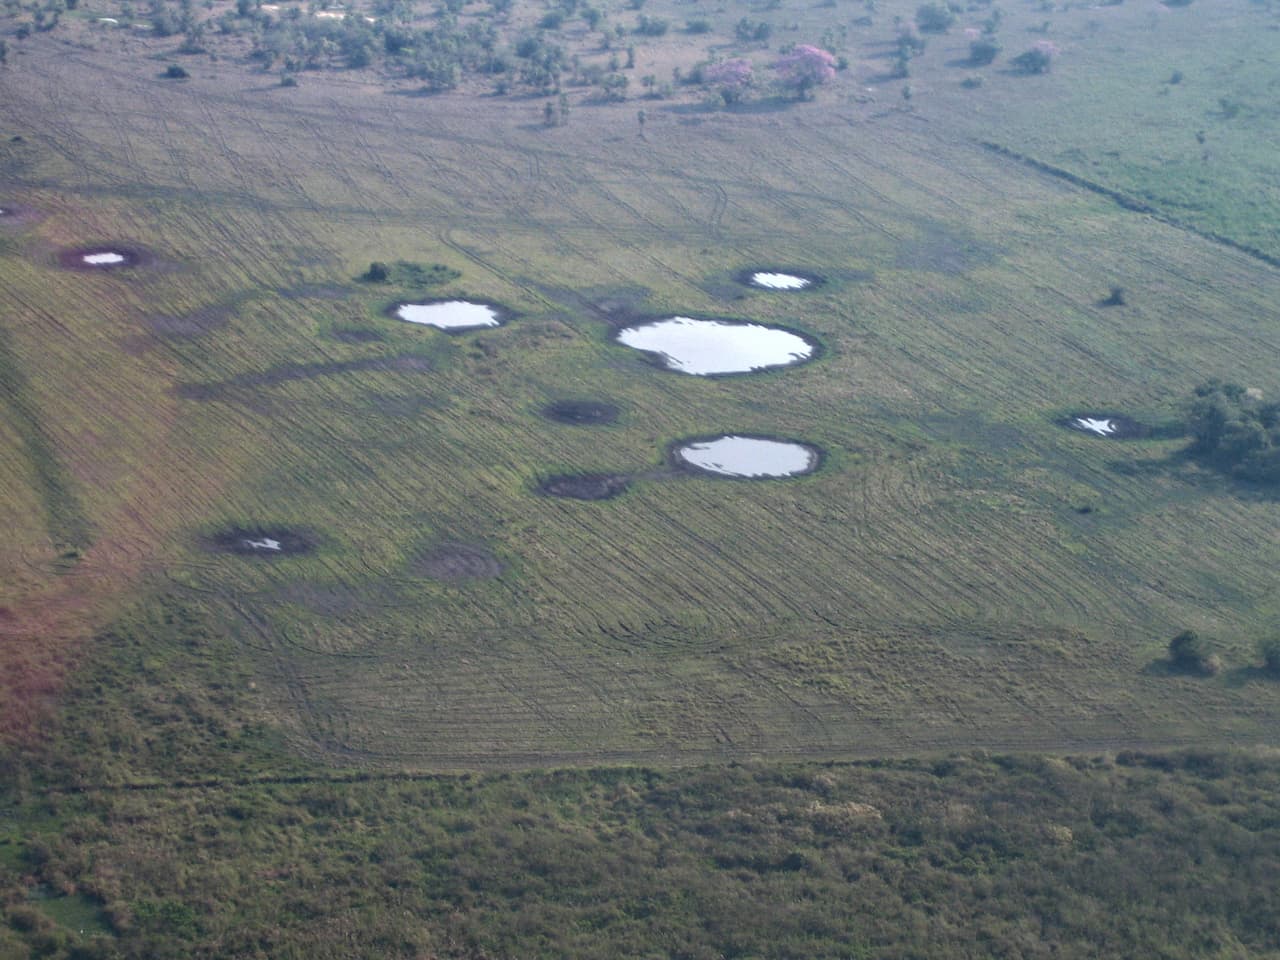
(1, 25), (1279, 766)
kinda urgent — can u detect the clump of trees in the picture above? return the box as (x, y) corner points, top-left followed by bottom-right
(1186, 380), (1280, 485)
(773, 44), (836, 99)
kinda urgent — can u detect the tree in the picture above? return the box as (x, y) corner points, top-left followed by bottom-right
(1011, 41), (1058, 75)
(915, 2), (954, 34)
(1168, 630), (1218, 675)
(703, 58), (752, 105)
(774, 45), (836, 99)
(1259, 637), (1280, 677)
(968, 37), (1000, 66)
(361, 261), (390, 282)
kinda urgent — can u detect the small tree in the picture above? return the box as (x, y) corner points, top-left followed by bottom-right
(915, 2), (954, 34)
(361, 261), (390, 282)
(774, 45), (836, 100)
(968, 37), (1000, 66)
(703, 58), (753, 105)
(1168, 630), (1218, 675)
(1011, 40), (1057, 75)
(1259, 637), (1280, 677)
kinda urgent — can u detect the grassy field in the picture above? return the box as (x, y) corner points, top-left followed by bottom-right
(3, 9), (1280, 763)
(2, 0), (1280, 953)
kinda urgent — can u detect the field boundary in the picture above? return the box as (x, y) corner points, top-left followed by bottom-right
(978, 140), (1280, 272)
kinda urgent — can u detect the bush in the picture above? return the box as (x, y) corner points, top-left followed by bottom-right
(1169, 630), (1217, 675)
(1010, 42), (1056, 75)
(163, 64), (190, 79)
(968, 38), (1000, 66)
(1259, 638), (1280, 677)
(1186, 380), (1280, 485)
(685, 18), (710, 33)
(915, 2), (954, 33)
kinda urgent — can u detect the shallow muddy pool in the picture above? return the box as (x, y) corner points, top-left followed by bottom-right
(675, 435), (819, 478)
(616, 317), (815, 375)
(394, 300), (502, 330)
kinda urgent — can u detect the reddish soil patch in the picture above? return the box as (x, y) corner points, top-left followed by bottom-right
(413, 543), (504, 581)
(538, 473), (631, 500)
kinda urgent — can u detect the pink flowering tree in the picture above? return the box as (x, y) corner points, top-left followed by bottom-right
(773, 45), (836, 99)
(703, 58), (754, 105)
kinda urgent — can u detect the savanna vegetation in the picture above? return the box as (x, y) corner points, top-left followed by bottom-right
(2, 0), (1280, 955)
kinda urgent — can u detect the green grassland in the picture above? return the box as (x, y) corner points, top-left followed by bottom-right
(2, 0), (1280, 954)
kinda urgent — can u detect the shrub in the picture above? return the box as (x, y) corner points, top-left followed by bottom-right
(1010, 41), (1056, 75)
(968, 37), (999, 65)
(915, 2), (954, 33)
(685, 18), (710, 33)
(163, 64), (190, 79)
(1259, 637), (1280, 677)
(1186, 380), (1280, 485)
(1169, 630), (1217, 675)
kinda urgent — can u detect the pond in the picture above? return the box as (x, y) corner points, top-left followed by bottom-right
(747, 271), (813, 290)
(393, 300), (502, 331)
(615, 317), (815, 375)
(675, 435), (819, 478)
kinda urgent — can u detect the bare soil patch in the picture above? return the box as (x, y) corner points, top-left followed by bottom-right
(538, 473), (631, 500)
(413, 542), (504, 581)
(541, 400), (620, 425)
(205, 527), (316, 556)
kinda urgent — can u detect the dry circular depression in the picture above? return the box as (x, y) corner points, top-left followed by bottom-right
(672, 434), (822, 478)
(614, 316), (818, 376)
(387, 299), (507, 332)
(737, 268), (824, 291)
(541, 400), (620, 426)
(538, 472), (632, 500)
(413, 542), (504, 581)
(1061, 413), (1147, 440)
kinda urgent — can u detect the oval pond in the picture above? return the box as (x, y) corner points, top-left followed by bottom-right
(676, 435), (819, 478)
(616, 317), (815, 376)
(394, 300), (502, 331)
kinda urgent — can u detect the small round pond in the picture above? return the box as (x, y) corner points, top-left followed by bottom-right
(1062, 413), (1146, 440)
(391, 300), (503, 331)
(742, 270), (820, 291)
(58, 246), (145, 270)
(675, 435), (820, 478)
(615, 317), (816, 376)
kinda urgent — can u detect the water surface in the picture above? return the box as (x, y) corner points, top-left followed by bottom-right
(676, 435), (818, 477)
(616, 317), (814, 375)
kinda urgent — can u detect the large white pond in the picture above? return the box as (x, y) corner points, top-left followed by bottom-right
(616, 317), (815, 375)
(83, 251), (127, 265)
(394, 300), (502, 330)
(749, 271), (812, 290)
(676, 435), (818, 478)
